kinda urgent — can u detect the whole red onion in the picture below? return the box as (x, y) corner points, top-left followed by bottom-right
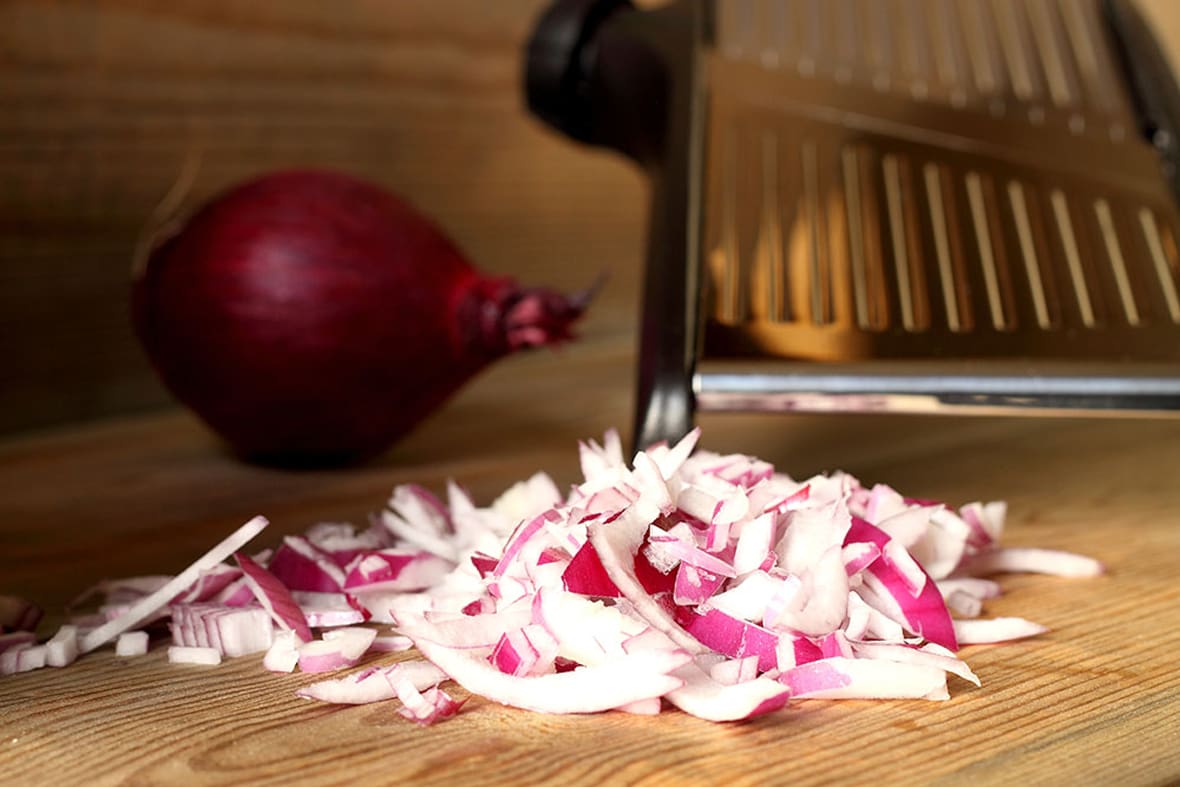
(132, 170), (588, 466)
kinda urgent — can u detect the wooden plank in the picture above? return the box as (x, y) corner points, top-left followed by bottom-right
(2, 338), (1180, 783)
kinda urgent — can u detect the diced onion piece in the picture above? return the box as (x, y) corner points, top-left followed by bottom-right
(45, 625), (79, 668)
(708, 655), (760, 686)
(0, 645), (28, 674)
(263, 630), (302, 673)
(673, 563), (726, 606)
(936, 577), (1002, 600)
(115, 631), (149, 657)
(616, 697), (663, 715)
(370, 634), (414, 652)
(171, 604), (274, 658)
(489, 625), (559, 677)
(842, 542), (881, 577)
(676, 607), (779, 672)
(292, 592), (368, 628)
(774, 635), (823, 671)
(298, 627), (377, 673)
(0, 631), (36, 654)
(214, 608), (274, 657)
(267, 536), (347, 593)
(645, 533), (736, 578)
(395, 682), (465, 725)
(732, 513), (775, 576)
(342, 549), (452, 593)
(1, 644), (47, 674)
(168, 646), (221, 666)
(561, 542), (622, 597)
(770, 547), (848, 637)
(882, 540), (927, 596)
(943, 590), (983, 618)
(79, 516), (269, 653)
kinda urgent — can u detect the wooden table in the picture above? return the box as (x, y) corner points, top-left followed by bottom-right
(3, 336), (1180, 786)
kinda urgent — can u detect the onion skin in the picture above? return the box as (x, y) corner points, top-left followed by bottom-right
(133, 170), (587, 465)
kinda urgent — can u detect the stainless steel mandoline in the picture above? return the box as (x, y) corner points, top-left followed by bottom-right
(525, 0), (1180, 447)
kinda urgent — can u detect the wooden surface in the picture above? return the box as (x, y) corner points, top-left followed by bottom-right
(3, 336), (1180, 785)
(5, 1), (1180, 784)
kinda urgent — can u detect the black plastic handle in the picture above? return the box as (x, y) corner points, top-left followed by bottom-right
(524, 0), (702, 452)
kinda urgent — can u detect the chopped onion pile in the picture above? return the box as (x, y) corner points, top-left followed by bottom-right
(1, 430), (1102, 725)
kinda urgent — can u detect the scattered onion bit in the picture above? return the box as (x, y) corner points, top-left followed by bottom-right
(168, 646), (221, 666)
(45, 626), (79, 668)
(115, 631), (150, 657)
(395, 684), (465, 726)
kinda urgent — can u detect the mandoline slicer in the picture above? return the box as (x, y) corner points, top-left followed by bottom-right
(524, 0), (1180, 448)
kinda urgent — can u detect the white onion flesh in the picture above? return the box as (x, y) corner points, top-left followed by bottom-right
(263, 630), (301, 673)
(115, 631), (149, 657)
(953, 617), (1050, 644)
(45, 626), (79, 668)
(168, 646), (222, 666)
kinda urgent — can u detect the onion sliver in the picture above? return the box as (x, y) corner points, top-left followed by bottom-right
(664, 662), (790, 722)
(953, 617), (1049, 644)
(235, 552), (312, 643)
(782, 657), (949, 700)
(79, 517), (268, 653)
(959, 548), (1104, 578)
(115, 631), (149, 657)
(398, 614), (690, 714)
(297, 660), (448, 704)
(168, 646), (222, 666)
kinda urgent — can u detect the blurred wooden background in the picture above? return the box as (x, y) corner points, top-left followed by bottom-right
(0, 0), (649, 438)
(2, 1), (1180, 438)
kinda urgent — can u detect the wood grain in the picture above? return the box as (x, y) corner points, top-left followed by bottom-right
(2, 339), (1180, 785)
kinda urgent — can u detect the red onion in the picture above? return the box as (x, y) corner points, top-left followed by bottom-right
(132, 169), (590, 465)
